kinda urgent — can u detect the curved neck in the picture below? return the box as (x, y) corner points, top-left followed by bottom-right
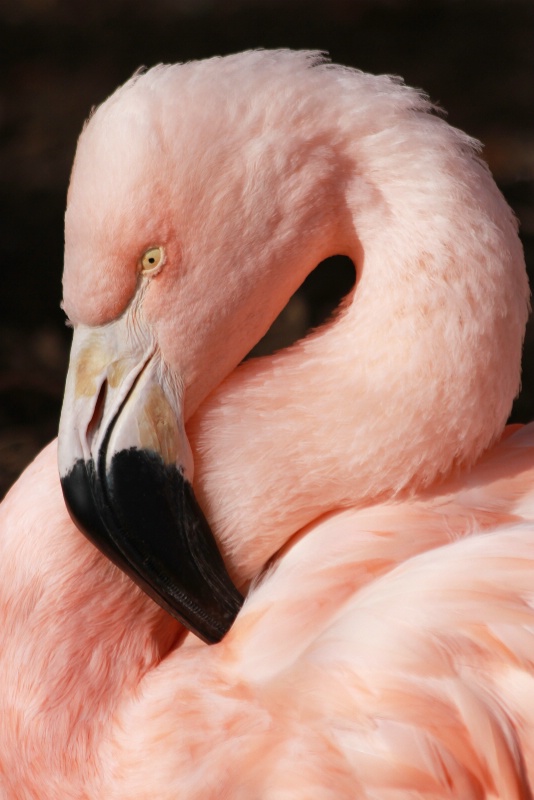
(188, 137), (527, 584)
(0, 442), (183, 795)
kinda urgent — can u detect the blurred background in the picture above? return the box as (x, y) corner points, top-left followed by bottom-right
(1, 0), (533, 498)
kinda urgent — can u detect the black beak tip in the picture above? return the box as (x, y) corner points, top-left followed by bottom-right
(60, 449), (243, 644)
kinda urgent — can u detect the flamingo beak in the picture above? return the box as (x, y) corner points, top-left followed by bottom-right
(57, 320), (243, 644)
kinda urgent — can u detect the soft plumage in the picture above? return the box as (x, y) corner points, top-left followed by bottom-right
(0, 50), (533, 797)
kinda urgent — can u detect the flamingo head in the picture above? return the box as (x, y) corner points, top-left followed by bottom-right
(58, 53), (348, 642)
(57, 51), (530, 643)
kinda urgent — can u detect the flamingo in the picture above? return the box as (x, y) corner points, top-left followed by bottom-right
(1, 48), (533, 797)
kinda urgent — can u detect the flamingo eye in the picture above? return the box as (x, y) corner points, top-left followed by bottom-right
(140, 246), (165, 276)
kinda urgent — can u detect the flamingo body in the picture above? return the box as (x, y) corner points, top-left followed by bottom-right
(0, 50), (533, 797)
(2, 428), (534, 797)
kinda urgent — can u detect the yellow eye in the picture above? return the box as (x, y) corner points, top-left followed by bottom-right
(140, 246), (165, 275)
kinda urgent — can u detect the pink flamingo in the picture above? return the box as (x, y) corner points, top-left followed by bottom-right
(1, 49), (533, 797)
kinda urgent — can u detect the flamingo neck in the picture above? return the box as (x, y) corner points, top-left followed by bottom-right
(0, 442), (182, 795)
(189, 181), (527, 585)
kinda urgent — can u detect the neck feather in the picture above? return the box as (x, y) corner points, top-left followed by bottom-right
(189, 138), (528, 584)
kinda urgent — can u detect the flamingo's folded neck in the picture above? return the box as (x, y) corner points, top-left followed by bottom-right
(189, 153), (528, 585)
(0, 442), (182, 796)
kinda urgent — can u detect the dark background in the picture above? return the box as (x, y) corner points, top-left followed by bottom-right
(1, 0), (533, 498)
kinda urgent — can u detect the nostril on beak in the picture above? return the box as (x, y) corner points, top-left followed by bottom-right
(87, 380), (108, 447)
